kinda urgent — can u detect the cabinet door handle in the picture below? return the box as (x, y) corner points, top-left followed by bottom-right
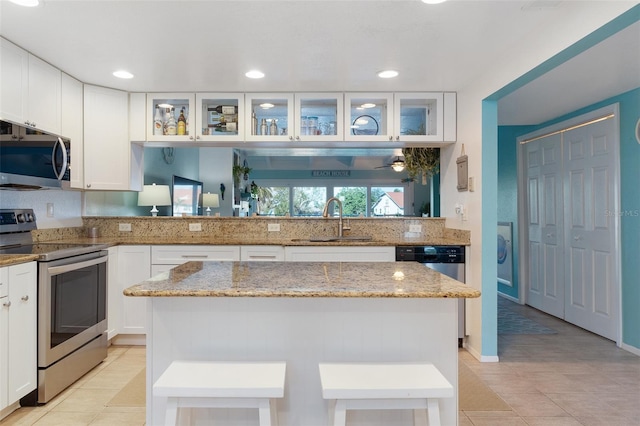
(21, 295), (29, 301)
(181, 255), (209, 259)
(247, 255), (277, 259)
(2, 301), (10, 307)
(388, 136), (393, 141)
(86, 183), (92, 188)
(295, 136), (300, 140)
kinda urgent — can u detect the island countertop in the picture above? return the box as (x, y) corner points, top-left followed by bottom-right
(123, 261), (481, 299)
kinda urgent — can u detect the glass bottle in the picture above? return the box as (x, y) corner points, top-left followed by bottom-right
(177, 108), (187, 135)
(166, 107), (177, 135)
(269, 119), (278, 136)
(260, 118), (267, 136)
(153, 105), (163, 136)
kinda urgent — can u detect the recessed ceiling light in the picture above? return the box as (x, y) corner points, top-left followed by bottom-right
(113, 70), (134, 79)
(245, 70), (265, 79)
(378, 70), (399, 78)
(361, 103), (376, 109)
(259, 103), (275, 109)
(9, 0), (40, 7)
(421, 0), (447, 4)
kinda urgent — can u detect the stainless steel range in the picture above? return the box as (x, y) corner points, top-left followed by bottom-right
(0, 209), (109, 404)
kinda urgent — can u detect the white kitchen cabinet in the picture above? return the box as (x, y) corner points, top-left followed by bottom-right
(0, 38), (61, 135)
(146, 93), (195, 142)
(195, 93), (245, 142)
(129, 92), (146, 142)
(61, 73), (84, 189)
(83, 85), (144, 191)
(106, 247), (120, 341)
(244, 93), (294, 142)
(0, 262), (37, 417)
(284, 246), (395, 262)
(240, 245), (285, 261)
(345, 92), (456, 143)
(151, 245), (241, 275)
(344, 93), (394, 143)
(292, 93), (344, 141)
(117, 246), (151, 338)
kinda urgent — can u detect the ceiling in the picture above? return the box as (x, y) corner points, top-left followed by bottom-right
(1, 0), (637, 170)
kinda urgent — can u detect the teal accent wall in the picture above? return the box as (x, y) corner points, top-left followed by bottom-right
(497, 88), (640, 349)
(481, 100), (499, 358)
(497, 125), (535, 300)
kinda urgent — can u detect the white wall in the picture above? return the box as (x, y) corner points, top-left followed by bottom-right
(0, 189), (82, 228)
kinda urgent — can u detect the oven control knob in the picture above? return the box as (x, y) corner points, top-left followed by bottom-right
(16, 213), (25, 223)
(25, 213), (34, 222)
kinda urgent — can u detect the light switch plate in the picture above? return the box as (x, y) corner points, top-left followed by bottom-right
(189, 223), (202, 232)
(268, 223), (281, 232)
(409, 224), (422, 233)
(119, 223), (132, 232)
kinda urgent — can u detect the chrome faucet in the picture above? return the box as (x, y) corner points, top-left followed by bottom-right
(322, 197), (344, 237)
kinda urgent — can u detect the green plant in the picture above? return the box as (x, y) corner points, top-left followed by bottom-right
(401, 147), (440, 180)
(232, 164), (252, 183)
(419, 201), (430, 216)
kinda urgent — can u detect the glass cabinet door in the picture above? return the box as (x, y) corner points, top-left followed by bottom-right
(294, 93), (343, 141)
(195, 93), (244, 142)
(146, 93), (195, 142)
(344, 93), (394, 142)
(393, 92), (444, 142)
(244, 93), (294, 142)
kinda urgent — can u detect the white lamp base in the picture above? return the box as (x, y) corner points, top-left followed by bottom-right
(150, 205), (159, 216)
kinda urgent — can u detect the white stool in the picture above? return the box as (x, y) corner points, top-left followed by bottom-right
(153, 361), (286, 426)
(318, 362), (453, 426)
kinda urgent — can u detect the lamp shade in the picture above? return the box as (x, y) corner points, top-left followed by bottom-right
(201, 192), (220, 216)
(138, 183), (171, 216)
(201, 192), (220, 208)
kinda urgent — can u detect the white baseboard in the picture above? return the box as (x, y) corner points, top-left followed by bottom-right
(464, 343), (500, 362)
(111, 334), (146, 346)
(621, 342), (640, 357)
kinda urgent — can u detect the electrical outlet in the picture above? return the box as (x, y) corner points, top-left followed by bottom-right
(409, 224), (422, 233)
(119, 223), (131, 232)
(268, 223), (281, 232)
(189, 223), (202, 232)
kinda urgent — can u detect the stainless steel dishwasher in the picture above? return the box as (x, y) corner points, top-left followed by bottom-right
(396, 246), (466, 346)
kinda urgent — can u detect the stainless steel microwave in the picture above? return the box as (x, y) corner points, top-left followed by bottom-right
(0, 120), (71, 190)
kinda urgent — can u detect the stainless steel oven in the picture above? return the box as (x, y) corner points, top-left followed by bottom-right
(0, 209), (109, 405)
(37, 250), (108, 403)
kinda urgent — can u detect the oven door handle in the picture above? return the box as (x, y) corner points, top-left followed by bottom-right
(47, 255), (107, 276)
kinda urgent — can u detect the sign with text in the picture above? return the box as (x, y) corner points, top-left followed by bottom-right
(311, 170), (351, 178)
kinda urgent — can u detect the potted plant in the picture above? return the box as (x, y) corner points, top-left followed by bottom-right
(232, 164), (252, 184)
(401, 147), (440, 184)
(419, 201), (430, 217)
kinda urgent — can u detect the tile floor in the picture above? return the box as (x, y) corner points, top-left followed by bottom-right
(1, 299), (639, 425)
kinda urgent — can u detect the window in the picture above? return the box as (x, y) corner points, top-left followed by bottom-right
(254, 182), (411, 217)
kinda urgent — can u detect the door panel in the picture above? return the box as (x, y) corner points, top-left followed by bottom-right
(563, 118), (618, 340)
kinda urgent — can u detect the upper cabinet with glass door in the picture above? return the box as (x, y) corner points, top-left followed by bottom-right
(146, 93), (195, 142)
(393, 92), (444, 143)
(195, 93), (244, 142)
(344, 93), (394, 142)
(293, 93), (344, 142)
(244, 93), (294, 142)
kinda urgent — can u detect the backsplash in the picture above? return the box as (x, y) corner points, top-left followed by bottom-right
(33, 216), (470, 244)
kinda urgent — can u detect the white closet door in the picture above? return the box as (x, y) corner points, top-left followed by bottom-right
(525, 133), (565, 318)
(563, 117), (618, 340)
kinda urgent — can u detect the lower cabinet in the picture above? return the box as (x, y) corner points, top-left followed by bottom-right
(106, 247), (119, 340)
(0, 262), (37, 418)
(151, 245), (240, 275)
(240, 245), (285, 261)
(284, 246), (395, 262)
(117, 246), (151, 337)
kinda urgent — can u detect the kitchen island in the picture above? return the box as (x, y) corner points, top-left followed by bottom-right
(125, 261), (480, 426)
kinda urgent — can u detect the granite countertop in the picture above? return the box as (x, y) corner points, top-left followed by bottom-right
(0, 254), (39, 267)
(124, 261), (481, 299)
(46, 236), (469, 247)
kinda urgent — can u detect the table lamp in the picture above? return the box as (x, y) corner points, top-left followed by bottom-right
(138, 183), (171, 216)
(201, 192), (220, 216)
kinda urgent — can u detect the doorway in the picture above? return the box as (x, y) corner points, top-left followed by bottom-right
(518, 104), (621, 342)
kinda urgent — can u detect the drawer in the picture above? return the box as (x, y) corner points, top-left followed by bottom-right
(151, 245), (240, 264)
(0, 267), (7, 298)
(240, 245), (285, 262)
